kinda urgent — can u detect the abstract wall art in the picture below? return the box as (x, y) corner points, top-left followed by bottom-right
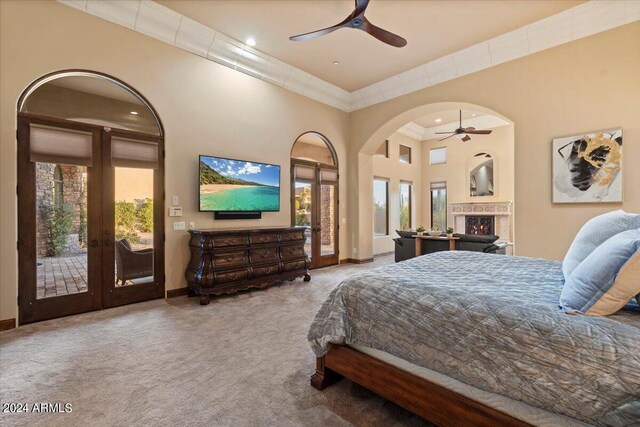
(552, 129), (622, 203)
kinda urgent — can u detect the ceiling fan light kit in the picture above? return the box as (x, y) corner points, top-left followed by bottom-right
(289, 0), (407, 48)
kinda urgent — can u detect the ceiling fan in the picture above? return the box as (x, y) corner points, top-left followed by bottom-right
(436, 111), (493, 142)
(289, 0), (407, 48)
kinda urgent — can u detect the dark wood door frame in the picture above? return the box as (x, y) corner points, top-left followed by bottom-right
(17, 114), (103, 324)
(17, 113), (165, 324)
(101, 128), (165, 307)
(290, 159), (339, 269)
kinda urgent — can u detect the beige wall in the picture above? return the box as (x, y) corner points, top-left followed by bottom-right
(349, 22), (640, 262)
(372, 132), (422, 255)
(0, 1), (349, 322)
(421, 124), (515, 240)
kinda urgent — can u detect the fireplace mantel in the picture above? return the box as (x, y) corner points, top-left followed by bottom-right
(449, 201), (513, 253)
(450, 201), (513, 216)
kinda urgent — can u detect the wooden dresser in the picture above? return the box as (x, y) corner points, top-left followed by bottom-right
(185, 227), (311, 305)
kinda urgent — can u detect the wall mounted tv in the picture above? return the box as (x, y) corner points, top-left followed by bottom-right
(199, 155), (281, 212)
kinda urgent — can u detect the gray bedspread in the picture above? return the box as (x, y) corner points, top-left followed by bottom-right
(308, 251), (640, 426)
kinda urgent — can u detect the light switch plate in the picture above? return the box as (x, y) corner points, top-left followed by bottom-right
(173, 221), (186, 231)
(172, 196), (179, 206)
(169, 207), (183, 217)
(189, 222), (195, 230)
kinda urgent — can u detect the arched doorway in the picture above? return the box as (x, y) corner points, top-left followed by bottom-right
(353, 102), (514, 261)
(17, 70), (165, 324)
(291, 132), (339, 268)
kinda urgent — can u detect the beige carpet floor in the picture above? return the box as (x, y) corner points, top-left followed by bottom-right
(1, 255), (431, 427)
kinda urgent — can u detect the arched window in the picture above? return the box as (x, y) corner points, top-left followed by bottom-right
(53, 165), (63, 208)
(18, 70), (163, 136)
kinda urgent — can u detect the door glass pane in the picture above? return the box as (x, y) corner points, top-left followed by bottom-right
(36, 163), (88, 299)
(114, 167), (154, 287)
(320, 184), (336, 256)
(294, 181), (312, 259)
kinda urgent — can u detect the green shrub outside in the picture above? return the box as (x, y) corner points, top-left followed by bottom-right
(40, 202), (74, 257)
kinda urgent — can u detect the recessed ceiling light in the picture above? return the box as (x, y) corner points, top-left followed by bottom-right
(471, 113), (477, 117)
(130, 111), (138, 115)
(333, 61), (340, 66)
(246, 38), (256, 47)
(435, 118), (442, 123)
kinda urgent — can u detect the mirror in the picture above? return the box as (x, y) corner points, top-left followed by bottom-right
(470, 153), (494, 197)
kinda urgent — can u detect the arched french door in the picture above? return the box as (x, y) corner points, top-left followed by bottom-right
(17, 70), (165, 324)
(291, 132), (339, 268)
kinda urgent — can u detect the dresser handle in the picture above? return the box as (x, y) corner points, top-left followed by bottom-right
(229, 272), (238, 280)
(261, 250), (270, 258)
(225, 256), (234, 262)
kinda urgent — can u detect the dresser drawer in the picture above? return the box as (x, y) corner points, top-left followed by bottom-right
(214, 268), (248, 285)
(212, 235), (248, 248)
(283, 259), (307, 272)
(252, 263), (280, 278)
(249, 246), (280, 264)
(281, 244), (306, 260)
(212, 251), (248, 268)
(282, 230), (306, 242)
(249, 232), (280, 245)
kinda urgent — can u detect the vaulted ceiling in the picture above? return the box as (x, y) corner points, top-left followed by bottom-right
(158, 0), (583, 91)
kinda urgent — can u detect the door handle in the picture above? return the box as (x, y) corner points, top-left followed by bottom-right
(89, 239), (99, 247)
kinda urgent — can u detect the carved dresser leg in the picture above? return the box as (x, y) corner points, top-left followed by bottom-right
(310, 356), (342, 390)
(199, 294), (210, 305)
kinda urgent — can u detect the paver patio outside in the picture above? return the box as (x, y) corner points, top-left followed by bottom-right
(37, 254), (88, 299)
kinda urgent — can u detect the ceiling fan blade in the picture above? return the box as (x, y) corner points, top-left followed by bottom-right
(465, 130), (493, 135)
(438, 134), (456, 142)
(361, 17), (407, 48)
(289, 16), (351, 41)
(355, 0), (370, 15)
(434, 131), (455, 134)
(462, 135), (471, 142)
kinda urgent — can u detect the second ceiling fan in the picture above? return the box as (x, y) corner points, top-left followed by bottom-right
(289, 0), (407, 48)
(436, 111), (493, 142)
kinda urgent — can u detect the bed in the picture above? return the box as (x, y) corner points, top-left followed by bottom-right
(307, 251), (640, 427)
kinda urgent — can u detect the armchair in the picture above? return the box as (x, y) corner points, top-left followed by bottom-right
(115, 239), (154, 285)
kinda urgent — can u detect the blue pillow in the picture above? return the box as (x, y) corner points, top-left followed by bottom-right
(560, 229), (640, 315)
(562, 210), (640, 279)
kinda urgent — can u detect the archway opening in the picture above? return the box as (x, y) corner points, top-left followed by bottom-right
(291, 132), (339, 269)
(356, 102), (515, 260)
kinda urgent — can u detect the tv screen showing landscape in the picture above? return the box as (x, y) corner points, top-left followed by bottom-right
(199, 155), (280, 212)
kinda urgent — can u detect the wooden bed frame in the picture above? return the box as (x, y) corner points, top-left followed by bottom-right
(311, 345), (532, 427)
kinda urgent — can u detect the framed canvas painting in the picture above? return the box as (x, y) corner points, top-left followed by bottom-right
(552, 129), (622, 203)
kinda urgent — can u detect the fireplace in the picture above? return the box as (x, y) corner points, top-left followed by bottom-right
(465, 216), (495, 236)
(450, 201), (512, 254)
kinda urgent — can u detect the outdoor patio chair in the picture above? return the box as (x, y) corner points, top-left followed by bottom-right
(115, 239), (153, 285)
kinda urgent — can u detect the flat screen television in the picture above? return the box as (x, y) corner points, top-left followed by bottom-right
(199, 155), (281, 212)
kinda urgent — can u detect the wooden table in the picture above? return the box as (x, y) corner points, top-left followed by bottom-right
(415, 235), (460, 255)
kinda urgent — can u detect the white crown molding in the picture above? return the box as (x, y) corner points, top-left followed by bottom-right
(396, 122), (425, 140)
(58, 0), (640, 113)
